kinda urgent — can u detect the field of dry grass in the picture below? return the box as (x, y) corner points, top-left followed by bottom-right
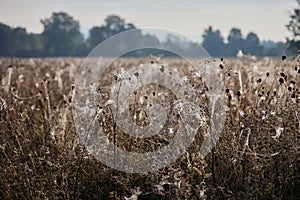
(0, 56), (299, 199)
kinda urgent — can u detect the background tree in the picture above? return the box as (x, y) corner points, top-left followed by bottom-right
(0, 13), (292, 57)
(10, 28), (31, 55)
(41, 12), (85, 56)
(0, 23), (12, 56)
(0, 24), (43, 56)
(87, 15), (136, 49)
(227, 28), (244, 56)
(263, 42), (289, 56)
(243, 32), (263, 56)
(286, 0), (300, 52)
(202, 26), (226, 57)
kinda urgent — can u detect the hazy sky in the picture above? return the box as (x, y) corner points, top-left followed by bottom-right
(0, 0), (297, 42)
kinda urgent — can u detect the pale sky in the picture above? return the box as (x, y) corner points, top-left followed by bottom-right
(0, 0), (297, 42)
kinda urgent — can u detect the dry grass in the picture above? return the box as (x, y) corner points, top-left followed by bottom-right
(0, 56), (299, 199)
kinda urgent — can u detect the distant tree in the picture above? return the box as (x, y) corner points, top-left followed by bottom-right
(13, 33), (44, 57)
(1, 13), (292, 57)
(202, 26), (226, 57)
(0, 23), (12, 56)
(263, 42), (290, 56)
(244, 32), (263, 56)
(227, 28), (244, 56)
(163, 34), (184, 54)
(87, 15), (136, 49)
(142, 34), (160, 47)
(0, 24), (42, 57)
(10, 27), (32, 55)
(104, 15), (134, 33)
(286, 0), (300, 52)
(88, 26), (106, 49)
(41, 12), (84, 56)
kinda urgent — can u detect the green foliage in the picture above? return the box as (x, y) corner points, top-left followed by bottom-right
(244, 32), (263, 56)
(287, 0), (300, 52)
(263, 42), (290, 57)
(202, 27), (268, 57)
(227, 27), (244, 56)
(0, 12), (292, 57)
(0, 23), (12, 56)
(0, 24), (43, 56)
(41, 12), (86, 56)
(202, 26), (226, 57)
(202, 26), (288, 57)
(87, 15), (136, 49)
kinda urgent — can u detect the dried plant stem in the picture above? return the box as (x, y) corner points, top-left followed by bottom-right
(42, 80), (52, 122)
(5, 67), (13, 93)
(238, 69), (243, 92)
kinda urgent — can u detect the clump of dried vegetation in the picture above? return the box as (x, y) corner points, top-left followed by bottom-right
(0, 56), (299, 199)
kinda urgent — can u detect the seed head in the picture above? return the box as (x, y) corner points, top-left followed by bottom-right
(281, 54), (287, 61)
(160, 65), (164, 73)
(291, 93), (296, 98)
(237, 91), (241, 97)
(279, 77), (284, 84)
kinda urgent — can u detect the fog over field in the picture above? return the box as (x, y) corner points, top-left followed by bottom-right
(0, 0), (300, 199)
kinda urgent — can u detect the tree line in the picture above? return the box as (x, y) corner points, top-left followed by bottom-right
(202, 26), (289, 57)
(0, 10), (298, 57)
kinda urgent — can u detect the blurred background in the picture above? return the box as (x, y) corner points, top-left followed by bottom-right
(1, 1), (300, 199)
(0, 0), (299, 57)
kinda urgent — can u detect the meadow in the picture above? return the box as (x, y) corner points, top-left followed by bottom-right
(0, 56), (299, 199)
